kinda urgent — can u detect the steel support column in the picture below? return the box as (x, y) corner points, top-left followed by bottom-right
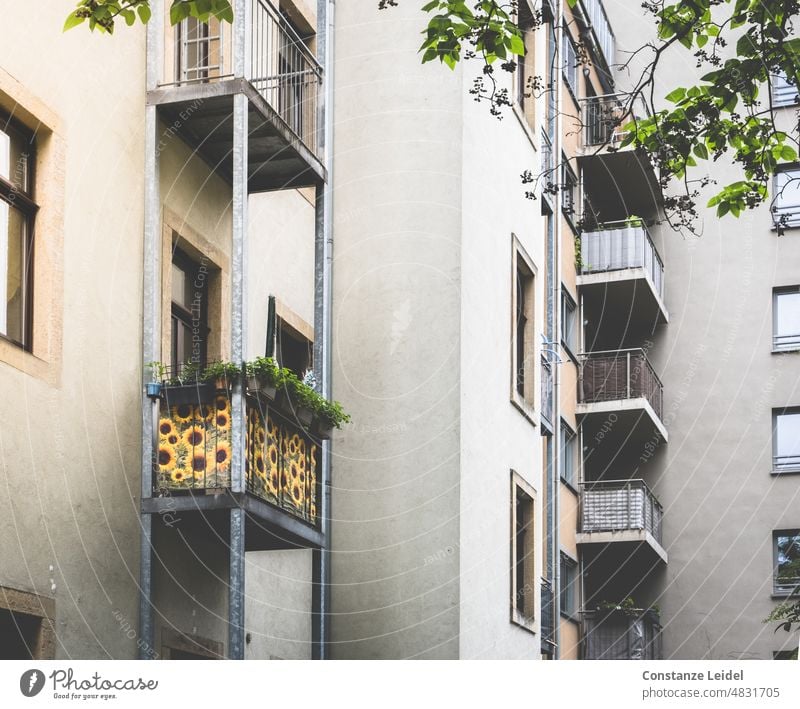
(138, 0), (164, 660)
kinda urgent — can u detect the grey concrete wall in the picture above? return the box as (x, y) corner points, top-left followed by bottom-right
(604, 0), (800, 659)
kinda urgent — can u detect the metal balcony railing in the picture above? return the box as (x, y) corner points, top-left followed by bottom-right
(584, 608), (662, 660)
(541, 357), (554, 431)
(171, 0), (322, 158)
(581, 220), (664, 296)
(578, 349), (664, 419)
(580, 479), (663, 544)
(540, 578), (556, 655)
(580, 92), (650, 149)
(579, 0), (615, 68)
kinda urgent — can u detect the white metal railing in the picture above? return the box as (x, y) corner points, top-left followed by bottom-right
(580, 479), (663, 543)
(580, 0), (615, 68)
(581, 220), (664, 297)
(580, 92), (650, 149)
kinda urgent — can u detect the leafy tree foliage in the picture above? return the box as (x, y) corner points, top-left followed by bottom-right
(64, 0), (232, 34)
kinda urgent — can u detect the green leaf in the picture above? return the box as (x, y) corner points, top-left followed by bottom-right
(138, 4), (152, 23)
(694, 143), (708, 160)
(63, 12), (86, 32)
(665, 87), (686, 103)
(508, 32), (525, 56)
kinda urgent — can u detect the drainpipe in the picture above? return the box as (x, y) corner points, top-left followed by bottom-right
(552, 0), (565, 660)
(312, 0), (334, 660)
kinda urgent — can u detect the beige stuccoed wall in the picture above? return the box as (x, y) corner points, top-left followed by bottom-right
(331, 0), (463, 659)
(0, 0), (146, 658)
(457, 42), (546, 658)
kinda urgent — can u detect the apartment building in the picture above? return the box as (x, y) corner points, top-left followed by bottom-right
(0, 0), (330, 660)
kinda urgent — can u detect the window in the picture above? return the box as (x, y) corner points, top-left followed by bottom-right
(511, 473), (536, 630)
(773, 529), (800, 595)
(178, 16), (223, 82)
(560, 420), (578, 486)
(772, 72), (798, 108)
(0, 586), (54, 660)
(515, 1), (536, 130)
(773, 287), (800, 351)
(773, 408), (800, 473)
(773, 167), (800, 230)
(512, 245), (536, 410)
(561, 157), (577, 221)
(266, 296), (314, 378)
(560, 552), (578, 619)
(562, 28), (579, 98)
(171, 248), (210, 372)
(0, 115), (36, 350)
(561, 288), (578, 355)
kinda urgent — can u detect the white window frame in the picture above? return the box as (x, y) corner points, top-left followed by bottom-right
(773, 286), (800, 352)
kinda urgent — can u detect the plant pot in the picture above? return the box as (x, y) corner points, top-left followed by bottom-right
(162, 382), (215, 407)
(312, 418), (334, 440)
(146, 382), (163, 399)
(296, 406), (313, 427)
(259, 382), (277, 401)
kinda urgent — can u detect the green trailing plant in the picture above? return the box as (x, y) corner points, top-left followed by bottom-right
(246, 357), (351, 429)
(201, 360), (242, 383)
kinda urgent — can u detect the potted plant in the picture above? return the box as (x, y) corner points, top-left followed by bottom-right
(245, 356), (279, 401)
(162, 360), (215, 406)
(312, 399), (351, 440)
(202, 361), (241, 391)
(146, 361), (165, 399)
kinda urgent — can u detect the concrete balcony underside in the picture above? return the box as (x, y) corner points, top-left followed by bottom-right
(578, 268), (668, 328)
(576, 528), (668, 565)
(147, 79), (326, 191)
(579, 149), (661, 220)
(577, 397), (668, 444)
(143, 491), (324, 551)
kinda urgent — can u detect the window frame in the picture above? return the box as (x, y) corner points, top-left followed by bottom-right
(170, 246), (210, 372)
(772, 72), (799, 108)
(559, 551), (578, 620)
(772, 166), (800, 231)
(0, 112), (37, 351)
(560, 419), (578, 487)
(561, 287), (578, 358)
(773, 286), (800, 353)
(513, 0), (537, 134)
(510, 471), (538, 633)
(772, 529), (800, 597)
(562, 26), (579, 102)
(511, 237), (538, 421)
(772, 407), (800, 475)
(561, 155), (578, 224)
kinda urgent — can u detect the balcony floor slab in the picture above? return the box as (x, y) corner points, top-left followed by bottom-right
(576, 529), (668, 565)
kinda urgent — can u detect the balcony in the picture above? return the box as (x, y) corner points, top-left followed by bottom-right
(577, 479), (667, 564)
(583, 608), (662, 660)
(146, 381), (323, 549)
(579, 221), (668, 335)
(147, 0), (325, 190)
(577, 349), (667, 445)
(578, 93), (660, 220)
(578, 0), (615, 70)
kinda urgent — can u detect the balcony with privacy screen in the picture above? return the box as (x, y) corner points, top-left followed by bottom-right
(579, 220), (668, 342)
(577, 479), (667, 565)
(583, 607), (662, 660)
(144, 368), (325, 549)
(577, 348), (667, 452)
(147, 0), (325, 190)
(577, 93), (660, 220)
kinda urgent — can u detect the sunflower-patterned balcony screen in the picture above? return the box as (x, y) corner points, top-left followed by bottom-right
(155, 389), (318, 526)
(157, 393), (233, 490)
(246, 397), (318, 526)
